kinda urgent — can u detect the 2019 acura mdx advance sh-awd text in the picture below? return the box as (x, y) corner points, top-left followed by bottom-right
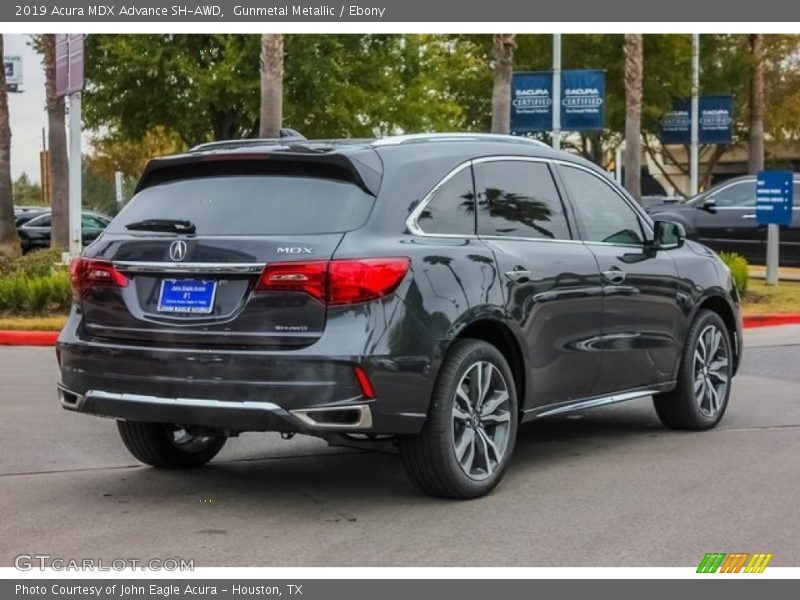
(57, 134), (742, 498)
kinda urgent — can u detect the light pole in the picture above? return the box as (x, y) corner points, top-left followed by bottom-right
(690, 33), (700, 197)
(552, 33), (562, 150)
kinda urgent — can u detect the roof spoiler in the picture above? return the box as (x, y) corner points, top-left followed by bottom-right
(135, 148), (382, 197)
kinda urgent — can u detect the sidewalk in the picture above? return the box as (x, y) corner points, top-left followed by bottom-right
(749, 265), (800, 282)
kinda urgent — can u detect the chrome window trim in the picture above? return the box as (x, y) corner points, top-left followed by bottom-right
(406, 154), (656, 246)
(405, 160), (475, 237)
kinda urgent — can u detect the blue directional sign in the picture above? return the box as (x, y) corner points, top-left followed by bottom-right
(756, 171), (794, 226)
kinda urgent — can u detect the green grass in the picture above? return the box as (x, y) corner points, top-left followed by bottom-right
(0, 315), (67, 331)
(744, 280), (800, 315)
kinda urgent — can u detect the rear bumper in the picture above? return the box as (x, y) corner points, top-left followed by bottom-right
(56, 306), (438, 435)
(58, 385), (373, 433)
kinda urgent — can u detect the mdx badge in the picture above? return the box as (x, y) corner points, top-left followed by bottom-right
(277, 247), (313, 255)
(169, 240), (188, 262)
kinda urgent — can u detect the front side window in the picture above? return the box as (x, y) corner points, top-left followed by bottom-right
(560, 166), (645, 245)
(475, 160), (571, 240)
(416, 167), (475, 235)
(711, 181), (756, 208)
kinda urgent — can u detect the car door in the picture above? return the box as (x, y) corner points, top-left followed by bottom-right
(694, 179), (762, 262)
(19, 213), (52, 250)
(557, 163), (683, 396)
(473, 158), (605, 408)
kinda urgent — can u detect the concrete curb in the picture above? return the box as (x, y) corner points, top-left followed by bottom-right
(0, 331), (60, 346)
(741, 315), (800, 329)
(3, 315), (800, 346)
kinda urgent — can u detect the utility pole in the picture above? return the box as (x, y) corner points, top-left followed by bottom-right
(552, 34), (562, 150)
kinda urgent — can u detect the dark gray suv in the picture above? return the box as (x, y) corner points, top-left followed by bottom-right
(57, 134), (742, 498)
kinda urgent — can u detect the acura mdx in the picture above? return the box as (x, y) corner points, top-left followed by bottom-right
(57, 134), (742, 498)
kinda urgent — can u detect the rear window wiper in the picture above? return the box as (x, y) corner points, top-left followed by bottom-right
(125, 219), (197, 234)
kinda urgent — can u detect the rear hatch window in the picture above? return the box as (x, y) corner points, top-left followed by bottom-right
(108, 174), (375, 236)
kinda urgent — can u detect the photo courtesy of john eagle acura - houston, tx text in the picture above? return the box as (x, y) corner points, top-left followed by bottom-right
(57, 133), (742, 499)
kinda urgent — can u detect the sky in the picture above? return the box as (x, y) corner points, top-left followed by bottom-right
(5, 34), (48, 184)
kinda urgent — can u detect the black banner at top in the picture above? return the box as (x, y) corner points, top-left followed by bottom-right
(3, 0), (800, 22)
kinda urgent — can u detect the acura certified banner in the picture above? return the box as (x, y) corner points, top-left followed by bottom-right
(660, 95), (734, 145)
(511, 69), (605, 134)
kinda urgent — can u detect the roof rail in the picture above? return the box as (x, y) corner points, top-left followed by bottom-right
(190, 129), (307, 152)
(372, 133), (551, 148)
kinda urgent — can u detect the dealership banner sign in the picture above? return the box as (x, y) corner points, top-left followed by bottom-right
(511, 70), (605, 134)
(659, 95), (734, 145)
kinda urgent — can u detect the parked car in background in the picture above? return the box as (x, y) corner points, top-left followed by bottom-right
(640, 195), (683, 211)
(18, 211), (111, 253)
(14, 206), (49, 226)
(647, 175), (800, 266)
(58, 134), (742, 499)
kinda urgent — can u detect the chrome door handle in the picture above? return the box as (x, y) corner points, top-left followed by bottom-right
(602, 268), (626, 284)
(742, 214), (756, 220)
(505, 269), (532, 282)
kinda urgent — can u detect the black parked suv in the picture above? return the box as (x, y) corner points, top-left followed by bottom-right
(57, 134), (742, 498)
(647, 175), (800, 266)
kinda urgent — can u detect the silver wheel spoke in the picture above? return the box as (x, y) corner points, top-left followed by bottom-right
(475, 432), (494, 476)
(455, 428), (475, 462)
(480, 390), (509, 417)
(482, 411), (511, 425)
(453, 406), (471, 423)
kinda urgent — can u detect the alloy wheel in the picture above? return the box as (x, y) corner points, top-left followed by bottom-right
(693, 324), (730, 417)
(451, 361), (512, 480)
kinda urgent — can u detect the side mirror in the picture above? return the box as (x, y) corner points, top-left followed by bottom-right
(652, 220), (686, 251)
(701, 197), (717, 212)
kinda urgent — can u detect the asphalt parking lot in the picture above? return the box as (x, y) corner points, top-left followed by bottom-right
(1, 327), (799, 567)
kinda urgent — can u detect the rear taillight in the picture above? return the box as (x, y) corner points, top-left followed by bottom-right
(257, 261), (327, 301)
(328, 258), (410, 305)
(70, 258), (129, 299)
(256, 257), (410, 305)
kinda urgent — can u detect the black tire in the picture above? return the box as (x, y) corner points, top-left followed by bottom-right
(117, 421), (227, 469)
(400, 338), (519, 499)
(653, 309), (733, 430)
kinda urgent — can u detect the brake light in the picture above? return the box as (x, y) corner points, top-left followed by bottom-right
(328, 258), (410, 305)
(257, 261), (327, 301)
(256, 257), (410, 305)
(70, 258), (129, 299)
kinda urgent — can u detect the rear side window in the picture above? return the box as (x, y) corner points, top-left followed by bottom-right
(474, 160), (571, 240)
(107, 176), (375, 236)
(416, 167), (475, 235)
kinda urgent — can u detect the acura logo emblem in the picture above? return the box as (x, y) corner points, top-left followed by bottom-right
(169, 240), (188, 262)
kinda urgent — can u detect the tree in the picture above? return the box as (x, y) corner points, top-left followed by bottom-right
(259, 34), (284, 138)
(748, 34), (765, 173)
(12, 173), (43, 205)
(40, 34), (70, 248)
(490, 34), (515, 134)
(0, 34), (20, 258)
(623, 34), (644, 201)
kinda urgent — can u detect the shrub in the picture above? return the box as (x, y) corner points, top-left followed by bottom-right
(11, 248), (68, 278)
(718, 251), (749, 296)
(0, 271), (72, 315)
